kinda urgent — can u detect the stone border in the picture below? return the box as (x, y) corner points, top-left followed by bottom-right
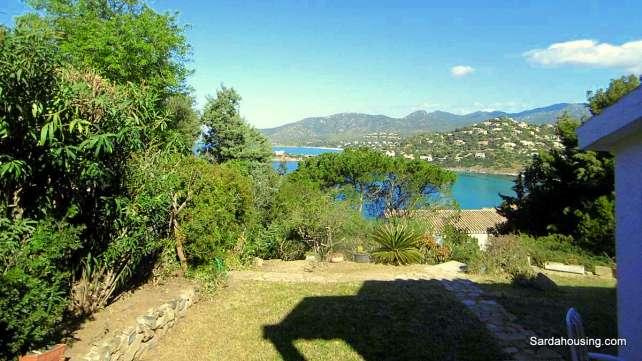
(440, 279), (564, 361)
(81, 288), (198, 361)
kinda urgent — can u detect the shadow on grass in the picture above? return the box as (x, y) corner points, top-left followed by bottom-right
(263, 279), (502, 361)
(479, 281), (617, 357)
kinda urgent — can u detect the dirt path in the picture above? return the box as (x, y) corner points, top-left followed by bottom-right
(230, 259), (467, 283)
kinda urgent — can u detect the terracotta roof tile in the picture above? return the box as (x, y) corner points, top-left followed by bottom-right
(414, 208), (506, 234)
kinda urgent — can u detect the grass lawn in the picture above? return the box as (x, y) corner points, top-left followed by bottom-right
(478, 274), (617, 357)
(143, 279), (503, 361)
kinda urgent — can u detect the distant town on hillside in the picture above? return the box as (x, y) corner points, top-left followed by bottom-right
(263, 103), (589, 173)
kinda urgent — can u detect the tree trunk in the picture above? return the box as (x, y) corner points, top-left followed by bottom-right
(170, 193), (189, 273)
(174, 221), (188, 274)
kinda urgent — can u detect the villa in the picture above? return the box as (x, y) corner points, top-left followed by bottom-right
(416, 208), (506, 249)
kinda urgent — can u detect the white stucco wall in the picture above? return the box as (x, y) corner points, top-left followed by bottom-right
(613, 135), (642, 360)
(470, 233), (489, 250)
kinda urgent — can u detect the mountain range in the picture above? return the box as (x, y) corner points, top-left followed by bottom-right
(260, 103), (590, 146)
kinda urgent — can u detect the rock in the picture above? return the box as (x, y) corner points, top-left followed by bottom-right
(252, 257), (264, 267)
(153, 304), (176, 329)
(544, 262), (585, 274)
(329, 254), (344, 263)
(83, 350), (101, 361)
(180, 288), (196, 307)
(136, 315), (156, 329)
(304, 254), (317, 261)
(165, 299), (178, 310)
(594, 265), (614, 278)
(531, 272), (557, 291)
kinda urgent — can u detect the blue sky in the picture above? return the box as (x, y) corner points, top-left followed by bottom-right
(2, 1), (642, 128)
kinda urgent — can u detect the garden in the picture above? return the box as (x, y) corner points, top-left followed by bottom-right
(0, 1), (631, 360)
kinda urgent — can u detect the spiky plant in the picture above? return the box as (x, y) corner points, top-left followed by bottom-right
(371, 222), (423, 265)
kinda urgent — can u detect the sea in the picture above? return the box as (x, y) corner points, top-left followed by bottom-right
(271, 146), (515, 209)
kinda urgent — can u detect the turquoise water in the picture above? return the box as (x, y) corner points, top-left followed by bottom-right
(273, 146), (342, 156)
(271, 146), (515, 209)
(446, 172), (515, 209)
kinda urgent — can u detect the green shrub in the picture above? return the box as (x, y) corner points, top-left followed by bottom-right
(469, 236), (531, 278)
(417, 232), (451, 265)
(262, 179), (366, 260)
(0, 219), (82, 359)
(127, 153), (256, 269)
(187, 258), (227, 295)
(371, 221), (423, 265)
(520, 234), (613, 273)
(442, 225), (481, 265)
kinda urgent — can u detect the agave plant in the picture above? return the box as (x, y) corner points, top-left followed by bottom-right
(371, 222), (423, 265)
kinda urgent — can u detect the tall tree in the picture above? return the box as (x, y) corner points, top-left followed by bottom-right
(587, 74), (640, 115)
(26, 0), (191, 95)
(291, 148), (456, 217)
(498, 76), (639, 256)
(200, 86), (272, 164)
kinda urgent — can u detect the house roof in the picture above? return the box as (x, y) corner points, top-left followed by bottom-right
(577, 85), (642, 151)
(413, 208), (506, 234)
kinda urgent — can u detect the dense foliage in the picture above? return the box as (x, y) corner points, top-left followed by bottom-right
(0, 1), (199, 357)
(126, 153), (256, 271)
(498, 76), (639, 257)
(27, 0), (191, 95)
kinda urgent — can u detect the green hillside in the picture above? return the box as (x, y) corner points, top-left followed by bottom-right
(261, 103), (588, 146)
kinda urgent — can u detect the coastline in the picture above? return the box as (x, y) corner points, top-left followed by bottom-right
(446, 167), (519, 177)
(272, 156), (304, 162)
(272, 145), (344, 151)
(270, 146), (520, 177)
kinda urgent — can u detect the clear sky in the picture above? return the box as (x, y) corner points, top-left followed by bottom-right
(2, 0), (642, 128)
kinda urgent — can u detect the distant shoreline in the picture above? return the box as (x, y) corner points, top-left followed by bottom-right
(270, 146), (520, 177)
(272, 145), (344, 151)
(446, 167), (519, 177)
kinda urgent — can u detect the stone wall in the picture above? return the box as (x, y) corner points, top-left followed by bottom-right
(81, 288), (197, 361)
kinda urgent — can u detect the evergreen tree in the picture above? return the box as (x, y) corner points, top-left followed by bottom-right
(201, 86), (272, 164)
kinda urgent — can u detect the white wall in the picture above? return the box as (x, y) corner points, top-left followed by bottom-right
(470, 233), (489, 250)
(614, 135), (642, 360)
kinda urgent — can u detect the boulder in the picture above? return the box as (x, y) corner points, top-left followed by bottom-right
(544, 262), (585, 275)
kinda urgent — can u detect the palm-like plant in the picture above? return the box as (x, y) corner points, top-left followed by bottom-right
(371, 222), (423, 265)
